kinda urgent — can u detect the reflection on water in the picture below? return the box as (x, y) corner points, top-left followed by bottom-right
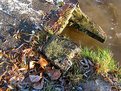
(62, 0), (121, 65)
(62, 27), (103, 48)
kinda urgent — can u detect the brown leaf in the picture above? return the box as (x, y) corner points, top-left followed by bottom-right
(22, 48), (32, 55)
(46, 68), (61, 80)
(0, 50), (3, 59)
(38, 57), (48, 69)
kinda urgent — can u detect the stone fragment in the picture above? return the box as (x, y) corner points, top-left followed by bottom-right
(43, 36), (80, 71)
(43, 1), (107, 43)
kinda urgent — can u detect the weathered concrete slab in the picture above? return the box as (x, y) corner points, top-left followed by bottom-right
(42, 1), (107, 43)
(70, 5), (106, 43)
(43, 36), (80, 71)
(42, 3), (76, 35)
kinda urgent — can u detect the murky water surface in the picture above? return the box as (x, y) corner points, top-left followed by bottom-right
(62, 0), (121, 65)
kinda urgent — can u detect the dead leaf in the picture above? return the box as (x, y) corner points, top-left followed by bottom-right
(40, 73), (43, 78)
(29, 75), (41, 83)
(38, 57), (48, 69)
(7, 85), (14, 89)
(33, 79), (44, 90)
(22, 48), (32, 55)
(18, 68), (27, 71)
(29, 61), (36, 69)
(51, 70), (61, 80)
(0, 50), (3, 59)
(0, 71), (7, 81)
(46, 68), (61, 80)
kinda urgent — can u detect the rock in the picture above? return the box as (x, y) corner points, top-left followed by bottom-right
(43, 36), (80, 72)
(77, 78), (112, 91)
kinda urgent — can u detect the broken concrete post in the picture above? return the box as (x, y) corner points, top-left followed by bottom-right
(43, 36), (80, 71)
(70, 5), (107, 43)
(42, 3), (76, 35)
(42, 1), (107, 43)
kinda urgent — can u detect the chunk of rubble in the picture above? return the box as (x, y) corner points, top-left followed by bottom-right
(42, 0), (107, 43)
(43, 36), (80, 71)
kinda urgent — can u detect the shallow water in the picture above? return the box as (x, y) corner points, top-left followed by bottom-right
(62, 0), (121, 65)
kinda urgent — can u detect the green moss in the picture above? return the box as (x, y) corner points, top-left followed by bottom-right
(81, 47), (118, 74)
(45, 37), (64, 60)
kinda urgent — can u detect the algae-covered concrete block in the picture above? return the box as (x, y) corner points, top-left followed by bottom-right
(42, 2), (106, 43)
(70, 5), (107, 43)
(43, 36), (80, 71)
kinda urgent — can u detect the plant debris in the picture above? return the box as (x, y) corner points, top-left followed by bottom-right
(38, 57), (49, 69)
